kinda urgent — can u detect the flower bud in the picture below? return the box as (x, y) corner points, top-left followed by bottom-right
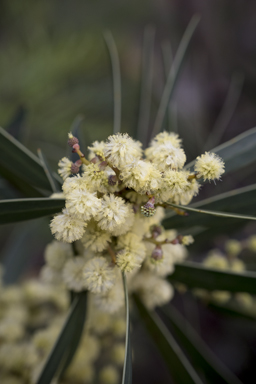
(141, 197), (156, 217)
(71, 163), (80, 174)
(108, 175), (117, 186)
(151, 245), (163, 261)
(67, 133), (79, 147)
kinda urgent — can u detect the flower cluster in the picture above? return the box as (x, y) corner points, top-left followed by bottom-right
(0, 267), (126, 384)
(50, 131), (225, 312)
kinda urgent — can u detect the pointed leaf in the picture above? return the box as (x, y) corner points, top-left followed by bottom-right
(151, 15), (200, 138)
(133, 295), (204, 384)
(0, 126), (60, 191)
(104, 31), (121, 134)
(168, 262), (256, 294)
(163, 183), (256, 231)
(160, 305), (243, 384)
(36, 291), (87, 384)
(0, 198), (65, 224)
(38, 149), (60, 193)
(185, 126), (256, 175)
(122, 272), (132, 384)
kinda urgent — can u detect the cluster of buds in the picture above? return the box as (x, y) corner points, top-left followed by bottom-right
(50, 131), (224, 312)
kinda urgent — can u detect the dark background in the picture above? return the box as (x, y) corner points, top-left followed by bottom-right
(0, 1), (256, 383)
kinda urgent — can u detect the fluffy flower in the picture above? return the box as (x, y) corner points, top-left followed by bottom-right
(66, 189), (102, 221)
(83, 257), (116, 294)
(149, 131), (182, 148)
(109, 205), (135, 236)
(95, 194), (130, 232)
(88, 140), (106, 160)
(119, 160), (162, 194)
(117, 232), (146, 261)
(62, 175), (89, 195)
(82, 163), (108, 192)
(99, 365), (119, 384)
(145, 142), (186, 171)
(82, 221), (111, 252)
(159, 170), (189, 202)
(104, 133), (142, 169)
(50, 209), (86, 243)
(225, 239), (242, 257)
(93, 282), (124, 313)
(195, 152), (225, 181)
(62, 257), (87, 292)
(116, 249), (141, 273)
(203, 250), (229, 270)
(44, 240), (72, 270)
(58, 157), (72, 180)
(132, 272), (174, 309)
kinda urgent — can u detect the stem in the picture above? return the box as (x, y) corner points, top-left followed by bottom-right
(107, 245), (116, 264)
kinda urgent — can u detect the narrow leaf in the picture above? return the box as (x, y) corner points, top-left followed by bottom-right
(185, 126), (256, 175)
(204, 72), (244, 151)
(0, 126), (59, 191)
(167, 202), (256, 221)
(133, 295), (204, 384)
(137, 26), (155, 146)
(0, 198), (65, 224)
(36, 291), (87, 384)
(38, 149), (60, 193)
(160, 305), (243, 384)
(151, 15), (200, 138)
(122, 272), (132, 384)
(104, 31), (122, 134)
(168, 262), (256, 294)
(58, 291), (88, 378)
(163, 183), (256, 231)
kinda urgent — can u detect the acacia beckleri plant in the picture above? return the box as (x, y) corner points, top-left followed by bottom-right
(0, 16), (256, 384)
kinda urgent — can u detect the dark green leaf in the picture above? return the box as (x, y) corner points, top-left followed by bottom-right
(169, 262), (256, 294)
(36, 291), (87, 384)
(209, 301), (256, 321)
(38, 149), (60, 193)
(122, 273), (132, 384)
(104, 31), (121, 135)
(151, 15), (200, 138)
(133, 295), (204, 384)
(58, 291), (88, 378)
(0, 198), (65, 224)
(0, 126), (59, 191)
(163, 183), (256, 232)
(160, 305), (242, 384)
(185, 126), (256, 175)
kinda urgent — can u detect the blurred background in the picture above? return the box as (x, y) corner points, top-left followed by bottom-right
(0, 0), (256, 383)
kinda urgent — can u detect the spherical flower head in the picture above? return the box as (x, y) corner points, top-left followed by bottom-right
(83, 257), (116, 293)
(161, 170), (190, 202)
(225, 239), (242, 257)
(149, 131), (182, 148)
(110, 204), (135, 236)
(104, 133), (142, 169)
(182, 235), (194, 246)
(120, 160), (162, 194)
(88, 140), (106, 160)
(62, 257), (87, 292)
(195, 152), (225, 181)
(95, 194), (130, 232)
(132, 272), (174, 309)
(204, 250), (229, 270)
(111, 343), (125, 366)
(145, 142), (186, 171)
(58, 157), (72, 180)
(62, 174), (89, 195)
(99, 365), (119, 384)
(118, 232), (146, 261)
(50, 209), (86, 243)
(247, 235), (256, 252)
(82, 163), (108, 193)
(66, 189), (102, 221)
(116, 249), (141, 273)
(93, 281), (124, 313)
(82, 220), (111, 252)
(230, 259), (245, 272)
(44, 240), (72, 270)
